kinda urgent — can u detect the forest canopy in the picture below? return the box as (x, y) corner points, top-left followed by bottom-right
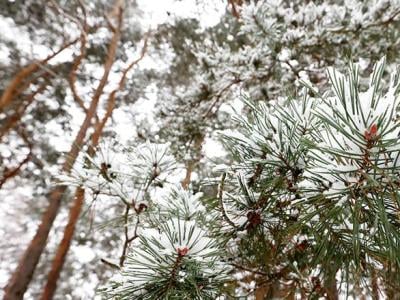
(1, 0), (400, 299)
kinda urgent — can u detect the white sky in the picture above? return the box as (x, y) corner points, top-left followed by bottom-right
(137, 0), (226, 29)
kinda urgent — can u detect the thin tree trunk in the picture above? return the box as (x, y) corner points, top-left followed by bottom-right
(0, 82), (48, 142)
(371, 269), (379, 300)
(3, 4), (123, 299)
(40, 23), (149, 300)
(0, 129), (33, 189)
(3, 186), (66, 300)
(181, 135), (204, 190)
(0, 39), (77, 112)
(255, 283), (270, 300)
(227, 0), (242, 19)
(181, 161), (195, 190)
(325, 278), (338, 300)
(324, 268), (338, 300)
(40, 188), (85, 300)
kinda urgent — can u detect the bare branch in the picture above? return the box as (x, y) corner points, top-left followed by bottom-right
(218, 172), (237, 228)
(0, 128), (33, 189)
(0, 82), (48, 142)
(0, 38), (78, 112)
(90, 31), (150, 152)
(228, 0), (241, 19)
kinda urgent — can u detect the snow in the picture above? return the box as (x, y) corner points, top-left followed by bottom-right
(137, 0), (225, 29)
(74, 245), (96, 264)
(2, 0), (400, 298)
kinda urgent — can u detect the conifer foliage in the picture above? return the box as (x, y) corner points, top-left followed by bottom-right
(220, 57), (400, 297)
(64, 58), (400, 298)
(2, 0), (400, 299)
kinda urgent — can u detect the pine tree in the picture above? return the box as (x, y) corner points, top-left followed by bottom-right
(2, 0), (400, 299)
(63, 58), (400, 298)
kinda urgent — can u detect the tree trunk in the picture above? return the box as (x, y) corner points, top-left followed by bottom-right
(39, 9), (149, 299)
(40, 188), (85, 300)
(371, 269), (379, 300)
(0, 40), (77, 113)
(181, 135), (204, 190)
(324, 266), (338, 300)
(3, 4), (123, 297)
(325, 277), (338, 300)
(0, 82), (48, 143)
(3, 186), (66, 300)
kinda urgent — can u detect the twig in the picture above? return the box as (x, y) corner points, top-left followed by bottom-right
(119, 151), (158, 267)
(0, 38), (78, 112)
(230, 262), (269, 276)
(0, 82), (48, 141)
(119, 205), (133, 266)
(100, 258), (120, 270)
(202, 78), (241, 119)
(228, 0), (241, 19)
(218, 173), (237, 228)
(68, 14), (90, 115)
(0, 127), (33, 189)
(48, 0), (87, 36)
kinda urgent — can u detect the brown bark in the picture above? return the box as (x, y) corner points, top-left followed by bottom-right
(3, 185), (67, 300)
(181, 135), (204, 190)
(181, 161), (195, 190)
(40, 188), (85, 300)
(89, 31), (149, 150)
(255, 281), (296, 300)
(325, 277), (338, 300)
(40, 21), (150, 300)
(65, 0), (92, 118)
(0, 39), (77, 113)
(255, 283), (270, 300)
(0, 129), (33, 189)
(228, 0), (243, 19)
(371, 269), (379, 300)
(0, 82), (48, 142)
(324, 265), (338, 300)
(3, 4), (123, 299)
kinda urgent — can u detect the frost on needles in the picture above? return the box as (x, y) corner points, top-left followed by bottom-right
(63, 58), (400, 298)
(221, 57), (400, 297)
